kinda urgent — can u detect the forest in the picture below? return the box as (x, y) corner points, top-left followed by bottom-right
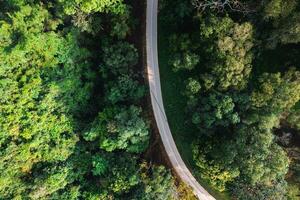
(159, 0), (300, 199)
(0, 0), (193, 199)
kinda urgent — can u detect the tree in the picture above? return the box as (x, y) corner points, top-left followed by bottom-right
(251, 69), (300, 113)
(199, 15), (254, 91)
(169, 34), (200, 72)
(287, 107), (300, 131)
(262, 0), (298, 20)
(262, 0), (300, 48)
(110, 6), (132, 39)
(133, 162), (178, 200)
(231, 179), (288, 200)
(191, 92), (240, 132)
(91, 154), (108, 176)
(0, 4), (95, 198)
(192, 138), (240, 191)
(105, 74), (146, 104)
(267, 12), (300, 48)
(105, 153), (140, 194)
(101, 41), (138, 76)
(58, 0), (127, 15)
(84, 106), (149, 153)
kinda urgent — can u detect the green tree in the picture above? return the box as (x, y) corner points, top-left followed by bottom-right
(59, 0), (127, 15)
(191, 92), (240, 132)
(134, 163), (178, 200)
(0, 4), (94, 198)
(101, 41), (138, 76)
(84, 106), (149, 153)
(263, 0), (298, 20)
(105, 75), (146, 104)
(199, 15), (254, 91)
(251, 69), (300, 113)
(287, 107), (300, 131)
(105, 153), (140, 194)
(231, 179), (288, 200)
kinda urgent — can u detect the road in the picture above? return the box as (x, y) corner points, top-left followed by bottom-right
(146, 0), (216, 199)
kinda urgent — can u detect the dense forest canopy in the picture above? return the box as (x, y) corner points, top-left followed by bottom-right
(0, 0), (192, 199)
(160, 0), (300, 199)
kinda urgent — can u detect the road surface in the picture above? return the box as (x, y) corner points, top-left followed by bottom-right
(146, 0), (216, 199)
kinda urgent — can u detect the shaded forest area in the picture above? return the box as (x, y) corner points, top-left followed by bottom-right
(159, 0), (300, 199)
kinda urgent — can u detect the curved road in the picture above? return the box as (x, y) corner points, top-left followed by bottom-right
(146, 0), (215, 199)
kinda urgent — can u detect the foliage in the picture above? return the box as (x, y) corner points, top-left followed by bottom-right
(263, 0), (298, 20)
(191, 92), (240, 132)
(250, 69), (300, 113)
(0, 1), (173, 199)
(231, 179), (288, 200)
(169, 34), (200, 72)
(105, 74), (146, 104)
(91, 154), (108, 176)
(192, 139), (240, 191)
(263, 0), (300, 48)
(0, 4), (95, 198)
(105, 153), (140, 194)
(110, 6), (132, 39)
(287, 108), (300, 131)
(136, 162), (178, 200)
(199, 15), (254, 91)
(101, 41), (138, 76)
(161, 0), (300, 198)
(84, 106), (149, 153)
(59, 0), (127, 15)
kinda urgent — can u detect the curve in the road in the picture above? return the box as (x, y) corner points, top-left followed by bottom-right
(146, 0), (216, 199)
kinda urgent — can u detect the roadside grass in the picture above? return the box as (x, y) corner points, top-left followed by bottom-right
(157, 19), (231, 200)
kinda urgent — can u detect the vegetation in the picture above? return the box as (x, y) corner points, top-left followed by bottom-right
(159, 0), (300, 199)
(0, 0), (187, 199)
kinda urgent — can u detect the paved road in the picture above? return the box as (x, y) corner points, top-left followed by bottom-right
(146, 0), (216, 199)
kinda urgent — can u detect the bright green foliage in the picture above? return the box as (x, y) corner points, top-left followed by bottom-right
(101, 41), (138, 76)
(0, 4), (95, 198)
(184, 78), (202, 107)
(59, 0), (127, 15)
(0, 1), (162, 199)
(84, 106), (149, 153)
(186, 78), (201, 95)
(105, 75), (146, 104)
(29, 165), (76, 199)
(200, 15), (254, 91)
(191, 92), (240, 131)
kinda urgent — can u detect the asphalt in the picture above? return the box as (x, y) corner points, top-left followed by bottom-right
(146, 0), (216, 199)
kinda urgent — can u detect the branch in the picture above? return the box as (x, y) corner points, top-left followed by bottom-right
(191, 0), (255, 13)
